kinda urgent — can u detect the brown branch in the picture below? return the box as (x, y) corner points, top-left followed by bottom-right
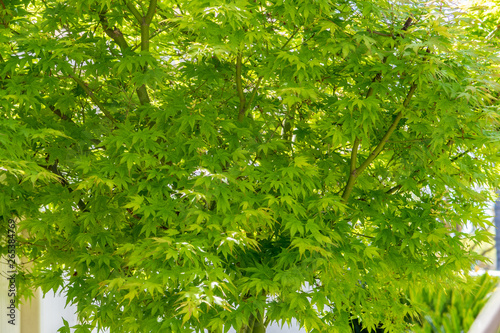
(386, 184), (402, 195)
(126, 208), (141, 220)
(357, 84), (417, 172)
(99, 12), (150, 105)
(99, 13), (130, 51)
(0, 0), (20, 35)
(367, 16), (412, 39)
(49, 105), (73, 122)
(48, 105), (102, 146)
(342, 83), (417, 202)
(402, 17), (413, 32)
(68, 74), (116, 123)
(367, 29), (394, 37)
(337, 20), (414, 202)
(39, 160), (87, 211)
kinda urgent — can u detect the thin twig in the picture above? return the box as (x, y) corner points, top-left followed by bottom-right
(236, 52), (247, 122)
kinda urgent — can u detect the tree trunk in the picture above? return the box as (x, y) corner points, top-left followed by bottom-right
(238, 311), (266, 333)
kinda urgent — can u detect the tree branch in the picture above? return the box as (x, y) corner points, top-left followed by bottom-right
(341, 73), (382, 202)
(246, 76), (263, 112)
(49, 105), (73, 123)
(99, 12), (150, 105)
(125, 1), (142, 24)
(480, 245), (495, 257)
(174, 0), (185, 15)
(402, 17), (413, 32)
(236, 52), (247, 122)
(280, 26), (300, 51)
(350, 137), (360, 176)
(138, 0), (157, 106)
(144, 0), (157, 26)
(39, 160), (87, 211)
(140, 0), (157, 52)
(357, 84), (417, 173)
(136, 0), (157, 106)
(342, 83), (417, 202)
(68, 74), (116, 123)
(234, 26), (300, 122)
(125, 1), (143, 24)
(367, 29), (394, 38)
(99, 13), (130, 51)
(367, 17), (413, 39)
(0, 0), (20, 35)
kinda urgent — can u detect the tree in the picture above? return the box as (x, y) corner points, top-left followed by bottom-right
(1, 0), (500, 332)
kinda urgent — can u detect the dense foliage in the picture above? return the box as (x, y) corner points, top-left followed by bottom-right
(1, 0), (500, 332)
(410, 273), (499, 333)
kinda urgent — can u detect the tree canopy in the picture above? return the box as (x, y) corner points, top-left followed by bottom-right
(1, 0), (500, 332)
